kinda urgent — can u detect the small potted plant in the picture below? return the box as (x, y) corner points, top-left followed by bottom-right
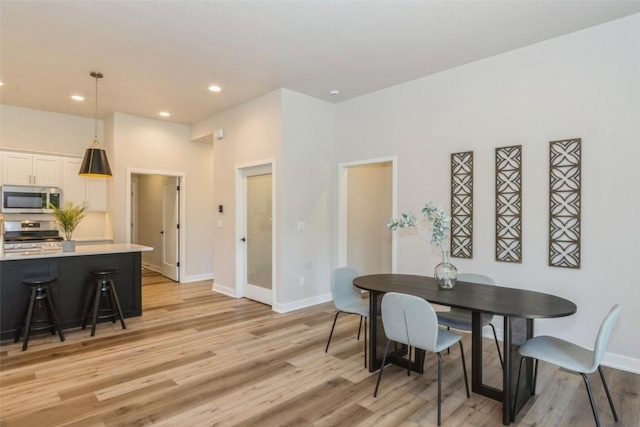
(50, 201), (86, 252)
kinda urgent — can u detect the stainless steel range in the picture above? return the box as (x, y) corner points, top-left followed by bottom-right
(3, 220), (63, 254)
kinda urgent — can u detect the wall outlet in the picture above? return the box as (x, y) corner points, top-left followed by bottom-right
(299, 277), (305, 287)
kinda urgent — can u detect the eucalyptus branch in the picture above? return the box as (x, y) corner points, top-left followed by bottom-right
(388, 202), (451, 249)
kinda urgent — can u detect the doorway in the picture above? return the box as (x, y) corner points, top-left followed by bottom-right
(130, 172), (182, 282)
(338, 158), (395, 273)
(236, 162), (274, 306)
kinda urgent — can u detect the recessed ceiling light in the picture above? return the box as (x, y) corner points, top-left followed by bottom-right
(208, 85), (222, 92)
(159, 112), (171, 117)
(329, 90), (340, 97)
(71, 95), (84, 101)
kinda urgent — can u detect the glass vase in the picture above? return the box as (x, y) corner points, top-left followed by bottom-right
(434, 250), (457, 290)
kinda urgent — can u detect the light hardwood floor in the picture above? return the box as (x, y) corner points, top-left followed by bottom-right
(1, 271), (638, 426)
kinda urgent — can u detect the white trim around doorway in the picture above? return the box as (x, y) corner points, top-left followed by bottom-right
(234, 159), (277, 307)
(126, 168), (187, 283)
(337, 156), (398, 272)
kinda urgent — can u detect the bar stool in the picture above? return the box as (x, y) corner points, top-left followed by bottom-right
(14, 277), (65, 351)
(81, 270), (126, 336)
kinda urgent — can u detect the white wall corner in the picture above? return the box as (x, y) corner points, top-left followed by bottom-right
(272, 293), (333, 314)
(212, 283), (239, 298)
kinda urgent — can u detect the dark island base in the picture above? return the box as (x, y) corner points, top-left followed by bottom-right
(1, 252), (142, 342)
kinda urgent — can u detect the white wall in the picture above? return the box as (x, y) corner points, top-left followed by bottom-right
(108, 113), (214, 282)
(334, 15), (640, 371)
(202, 90), (283, 297)
(279, 89), (335, 309)
(195, 89), (335, 311)
(0, 105), (98, 155)
(0, 105), (110, 240)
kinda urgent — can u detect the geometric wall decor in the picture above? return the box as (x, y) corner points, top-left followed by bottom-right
(549, 138), (582, 269)
(450, 151), (473, 258)
(495, 145), (522, 263)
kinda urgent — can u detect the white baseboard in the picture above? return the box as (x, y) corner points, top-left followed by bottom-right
(180, 273), (214, 283)
(212, 283), (238, 298)
(272, 293), (333, 314)
(142, 263), (162, 273)
(601, 352), (640, 374)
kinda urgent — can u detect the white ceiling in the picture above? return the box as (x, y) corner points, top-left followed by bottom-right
(1, 1), (639, 125)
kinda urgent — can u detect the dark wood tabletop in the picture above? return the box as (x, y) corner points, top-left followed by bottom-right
(353, 274), (577, 319)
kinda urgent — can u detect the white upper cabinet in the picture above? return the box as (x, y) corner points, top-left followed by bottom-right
(1, 152), (61, 186)
(62, 158), (107, 211)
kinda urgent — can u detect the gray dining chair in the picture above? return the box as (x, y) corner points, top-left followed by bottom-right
(325, 267), (369, 367)
(436, 272), (503, 368)
(373, 292), (470, 426)
(512, 304), (621, 426)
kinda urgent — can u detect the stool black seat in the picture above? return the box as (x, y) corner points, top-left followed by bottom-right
(81, 269), (127, 336)
(14, 277), (65, 351)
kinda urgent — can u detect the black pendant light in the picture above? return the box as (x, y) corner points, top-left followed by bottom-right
(79, 71), (112, 177)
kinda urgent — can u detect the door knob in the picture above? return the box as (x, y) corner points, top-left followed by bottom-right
(160, 230), (164, 234)
(240, 237), (246, 242)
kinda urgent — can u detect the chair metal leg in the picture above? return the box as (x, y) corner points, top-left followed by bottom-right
(437, 352), (443, 426)
(357, 315), (363, 340)
(581, 373), (601, 427)
(531, 359), (539, 394)
(407, 346), (412, 376)
(363, 317), (367, 369)
(325, 312), (341, 353)
(459, 341), (470, 397)
(489, 323), (504, 369)
(447, 326), (450, 354)
(598, 366), (619, 422)
(374, 340), (392, 397)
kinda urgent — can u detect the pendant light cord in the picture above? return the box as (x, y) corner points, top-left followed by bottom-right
(90, 71), (103, 148)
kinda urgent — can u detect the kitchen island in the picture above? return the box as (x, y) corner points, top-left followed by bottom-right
(0, 244), (153, 341)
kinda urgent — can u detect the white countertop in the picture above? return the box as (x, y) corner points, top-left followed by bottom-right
(0, 243), (153, 261)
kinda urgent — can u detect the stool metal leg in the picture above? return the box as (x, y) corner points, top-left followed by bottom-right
(81, 284), (97, 330)
(14, 287), (35, 344)
(17, 286), (38, 351)
(108, 280), (126, 330)
(90, 281), (103, 336)
(45, 289), (65, 342)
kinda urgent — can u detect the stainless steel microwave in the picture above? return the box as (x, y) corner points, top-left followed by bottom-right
(1, 185), (61, 213)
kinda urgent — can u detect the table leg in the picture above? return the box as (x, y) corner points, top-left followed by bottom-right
(367, 291), (379, 372)
(503, 316), (512, 425)
(504, 316), (535, 425)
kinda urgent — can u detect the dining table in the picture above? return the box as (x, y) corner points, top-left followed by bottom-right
(353, 273), (577, 426)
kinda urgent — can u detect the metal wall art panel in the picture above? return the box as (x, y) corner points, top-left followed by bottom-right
(549, 138), (581, 269)
(495, 145), (522, 263)
(451, 151), (473, 258)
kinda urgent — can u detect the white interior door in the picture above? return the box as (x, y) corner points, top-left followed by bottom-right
(242, 167), (273, 305)
(161, 177), (180, 281)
